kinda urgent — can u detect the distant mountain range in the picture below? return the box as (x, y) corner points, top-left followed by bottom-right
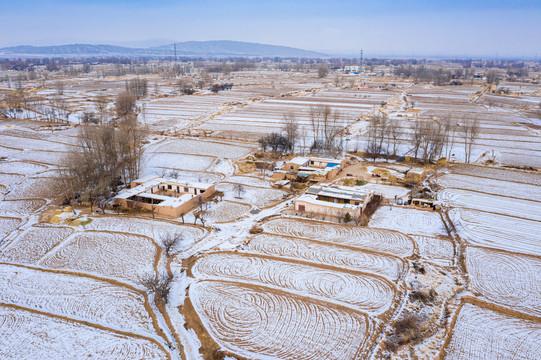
(0, 40), (325, 58)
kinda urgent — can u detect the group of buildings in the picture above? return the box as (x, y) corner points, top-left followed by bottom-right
(114, 154), (375, 221)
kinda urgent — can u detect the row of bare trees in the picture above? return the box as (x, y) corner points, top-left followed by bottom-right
(58, 112), (146, 211)
(365, 113), (480, 163)
(257, 104), (347, 157)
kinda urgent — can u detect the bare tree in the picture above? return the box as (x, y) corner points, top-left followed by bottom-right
(462, 118), (480, 163)
(409, 117), (423, 160)
(419, 119), (444, 163)
(233, 183), (245, 198)
(318, 64), (329, 78)
(323, 108), (342, 151)
(126, 77), (148, 99)
(58, 120), (146, 208)
(486, 70), (500, 85)
(94, 94), (110, 124)
(115, 91), (137, 121)
(442, 116), (457, 160)
(282, 112), (298, 153)
(161, 233), (184, 257)
(365, 113), (388, 161)
(55, 81), (64, 95)
(388, 119), (402, 156)
(309, 105), (322, 145)
(139, 272), (173, 305)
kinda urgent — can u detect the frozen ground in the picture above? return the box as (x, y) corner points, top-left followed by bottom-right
(370, 206), (447, 237)
(0, 70), (540, 360)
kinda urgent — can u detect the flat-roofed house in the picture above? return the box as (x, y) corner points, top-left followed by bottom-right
(114, 176), (215, 218)
(295, 184), (373, 219)
(272, 156), (346, 182)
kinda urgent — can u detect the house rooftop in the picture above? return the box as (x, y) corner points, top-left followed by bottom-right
(306, 185), (370, 201)
(297, 193), (360, 210)
(132, 176), (213, 190)
(287, 157), (309, 165)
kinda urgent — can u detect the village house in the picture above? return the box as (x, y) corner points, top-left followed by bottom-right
(295, 184), (373, 220)
(272, 156), (346, 182)
(114, 175), (215, 218)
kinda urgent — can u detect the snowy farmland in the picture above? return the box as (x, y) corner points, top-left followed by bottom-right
(0, 67), (540, 360)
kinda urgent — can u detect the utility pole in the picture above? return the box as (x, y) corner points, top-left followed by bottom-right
(174, 44), (177, 63)
(360, 49), (363, 74)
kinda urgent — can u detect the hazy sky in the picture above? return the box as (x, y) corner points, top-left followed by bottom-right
(1, 0), (540, 57)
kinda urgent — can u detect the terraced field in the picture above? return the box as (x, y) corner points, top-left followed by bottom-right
(188, 216), (414, 359)
(85, 216), (207, 252)
(204, 200), (250, 223)
(244, 234), (406, 281)
(0, 225), (73, 264)
(449, 208), (541, 257)
(467, 247), (541, 317)
(438, 165), (541, 359)
(190, 281), (371, 360)
(262, 218), (414, 257)
(410, 235), (454, 267)
(0, 199), (46, 217)
(442, 302), (541, 360)
(152, 138), (254, 159)
(439, 188), (541, 221)
(438, 173), (541, 202)
(0, 306), (168, 360)
(192, 252), (396, 315)
(217, 182), (287, 208)
(369, 206), (447, 237)
(39, 231), (158, 282)
(0, 264), (157, 335)
(0, 217), (21, 241)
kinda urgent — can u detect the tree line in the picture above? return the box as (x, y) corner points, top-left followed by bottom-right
(365, 113), (480, 164)
(258, 104), (347, 158)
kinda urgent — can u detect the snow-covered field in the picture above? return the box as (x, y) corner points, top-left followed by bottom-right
(190, 280), (371, 360)
(438, 173), (541, 202)
(85, 216), (207, 252)
(439, 188), (541, 222)
(152, 138), (254, 159)
(370, 206), (447, 237)
(0, 225), (73, 264)
(244, 234), (406, 281)
(204, 200), (250, 223)
(39, 231), (158, 282)
(449, 208), (541, 257)
(0, 306), (167, 360)
(216, 182), (287, 208)
(0, 199), (46, 217)
(192, 252), (396, 314)
(411, 235), (454, 267)
(467, 247), (541, 317)
(0, 216), (21, 239)
(143, 152), (215, 172)
(262, 218), (415, 257)
(1, 70), (540, 359)
(227, 175), (272, 188)
(0, 161), (48, 175)
(443, 302), (541, 360)
(2, 177), (57, 200)
(0, 264), (157, 335)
